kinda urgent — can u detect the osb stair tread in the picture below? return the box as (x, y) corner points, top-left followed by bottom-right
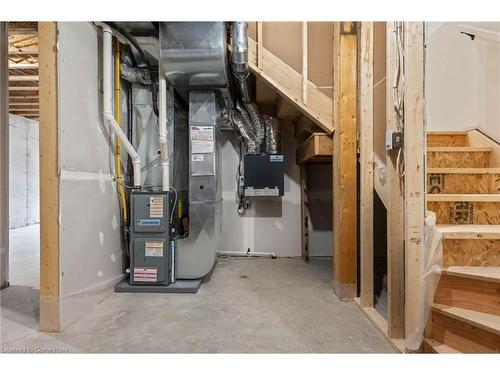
(427, 131), (468, 135)
(427, 168), (500, 174)
(427, 194), (500, 202)
(437, 224), (500, 239)
(423, 338), (461, 354)
(443, 266), (500, 283)
(432, 303), (500, 335)
(428, 147), (492, 152)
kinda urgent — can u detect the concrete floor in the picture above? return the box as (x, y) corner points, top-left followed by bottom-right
(1, 226), (394, 353)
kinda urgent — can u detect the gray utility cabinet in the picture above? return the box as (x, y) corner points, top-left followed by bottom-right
(129, 191), (170, 286)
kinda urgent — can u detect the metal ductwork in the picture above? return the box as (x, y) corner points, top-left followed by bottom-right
(230, 22), (279, 155)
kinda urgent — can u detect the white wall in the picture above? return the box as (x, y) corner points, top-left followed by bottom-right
(58, 22), (123, 329)
(8, 114), (39, 229)
(220, 125), (302, 257)
(427, 22), (500, 142)
(1, 22), (9, 288)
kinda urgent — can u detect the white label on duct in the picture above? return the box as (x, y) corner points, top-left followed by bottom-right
(150, 196), (163, 218)
(244, 187), (280, 197)
(145, 240), (163, 257)
(133, 266), (157, 282)
(191, 126), (214, 154)
(192, 154), (204, 162)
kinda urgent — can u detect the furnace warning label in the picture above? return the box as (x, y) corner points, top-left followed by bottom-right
(191, 126), (214, 154)
(150, 196), (163, 218)
(145, 240), (164, 257)
(133, 266), (157, 282)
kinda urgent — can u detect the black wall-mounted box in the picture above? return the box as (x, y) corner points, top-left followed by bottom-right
(243, 154), (284, 197)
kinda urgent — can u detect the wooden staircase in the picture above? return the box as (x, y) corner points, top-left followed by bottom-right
(424, 131), (500, 353)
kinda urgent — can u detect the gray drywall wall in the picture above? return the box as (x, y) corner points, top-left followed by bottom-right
(220, 125), (302, 257)
(58, 22), (123, 329)
(306, 164), (332, 257)
(427, 22), (500, 143)
(1, 22), (9, 288)
(8, 114), (39, 229)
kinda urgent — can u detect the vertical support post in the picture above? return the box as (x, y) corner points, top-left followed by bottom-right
(257, 22), (263, 69)
(302, 21), (308, 106)
(0, 22), (9, 289)
(403, 21), (425, 350)
(359, 22), (374, 307)
(386, 22), (405, 338)
(332, 22), (358, 299)
(38, 22), (60, 332)
(300, 164), (309, 261)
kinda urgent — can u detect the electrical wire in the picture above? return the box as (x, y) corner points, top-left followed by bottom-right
(393, 22), (406, 178)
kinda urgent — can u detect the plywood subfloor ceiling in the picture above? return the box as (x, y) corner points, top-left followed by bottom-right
(8, 22), (39, 121)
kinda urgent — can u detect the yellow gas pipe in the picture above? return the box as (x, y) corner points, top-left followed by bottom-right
(115, 39), (128, 223)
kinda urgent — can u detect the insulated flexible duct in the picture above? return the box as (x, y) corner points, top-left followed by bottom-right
(230, 109), (259, 154)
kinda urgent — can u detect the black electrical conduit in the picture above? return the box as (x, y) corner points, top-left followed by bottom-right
(104, 22), (159, 117)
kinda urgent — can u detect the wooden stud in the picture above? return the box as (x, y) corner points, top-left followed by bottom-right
(257, 22), (263, 69)
(403, 21), (426, 349)
(38, 22), (60, 332)
(386, 22), (405, 338)
(243, 37), (333, 132)
(302, 22), (308, 106)
(332, 22), (358, 299)
(359, 22), (374, 307)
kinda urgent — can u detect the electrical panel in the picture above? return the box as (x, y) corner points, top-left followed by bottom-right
(129, 191), (170, 286)
(243, 154), (284, 197)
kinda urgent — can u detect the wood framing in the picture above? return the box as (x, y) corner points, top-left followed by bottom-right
(359, 22), (374, 307)
(246, 37), (333, 133)
(38, 22), (60, 332)
(302, 22), (308, 105)
(403, 21), (426, 350)
(332, 22), (358, 299)
(386, 22), (405, 338)
(296, 133), (333, 163)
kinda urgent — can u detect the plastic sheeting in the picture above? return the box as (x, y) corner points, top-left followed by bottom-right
(405, 210), (443, 351)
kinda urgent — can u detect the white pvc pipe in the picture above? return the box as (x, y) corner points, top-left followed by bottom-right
(101, 25), (142, 187)
(216, 250), (277, 259)
(158, 76), (170, 191)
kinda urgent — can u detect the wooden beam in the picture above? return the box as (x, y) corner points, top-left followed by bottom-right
(38, 22), (60, 332)
(302, 22), (308, 105)
(9, 75), (38, 82)
(296, 132), (333, 163)
(386, 22), (405, 338)
(276, 95), (301, 121)
(257, 22), (263, 69)
(245, 37), (333, 133)
(9, 86), (38, 91)
(9, 102), (38, 107)
(359, 22), (375, 307)
(8, 63), (38, 69)
(332, 22), (358, 299)
(403, 21), (426, 351)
